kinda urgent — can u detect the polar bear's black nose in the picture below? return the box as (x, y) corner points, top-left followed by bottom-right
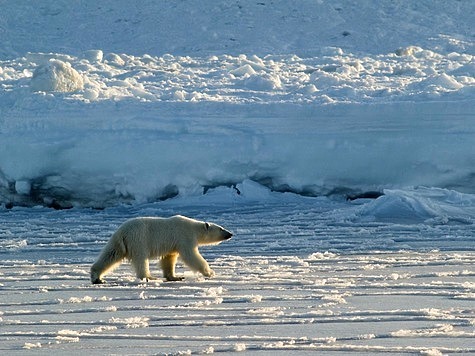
(223, 231), (233, 240)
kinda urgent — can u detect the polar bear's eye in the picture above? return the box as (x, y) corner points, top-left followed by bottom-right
(205, 222), (210, 230)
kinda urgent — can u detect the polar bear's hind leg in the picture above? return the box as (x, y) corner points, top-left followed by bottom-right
(130, 256), (156, 281)
(161, 253), (185, 281)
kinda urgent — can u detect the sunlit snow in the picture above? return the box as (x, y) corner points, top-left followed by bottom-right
(0, 0), (474, 354)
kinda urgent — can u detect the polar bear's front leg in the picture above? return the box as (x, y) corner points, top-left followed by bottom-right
(161, 253), (185, 281)
(179, 247), (215, 278)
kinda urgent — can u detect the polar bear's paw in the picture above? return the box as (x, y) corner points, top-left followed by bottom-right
(92, 278), (106, 285)
(165, 275), (185, 282)
(203, 268), (215, 278)
(144, 276), (158, 282)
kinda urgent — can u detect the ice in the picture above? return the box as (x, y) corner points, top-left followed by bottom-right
(356, 188), (475, 224)
(1, 33), (474, 208)
(1, 217), (474, 353)
(1, 28), (474, 207)
(1, 0), (475, 354)
(30, 59), (84, 93)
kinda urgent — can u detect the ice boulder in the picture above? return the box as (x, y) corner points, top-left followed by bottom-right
(241, 73), (282, 91)
(30, 59), (84, 92)
(230, 64), (257, 77)
(83, 50), (104, 63)
(427, 73), (464, 90)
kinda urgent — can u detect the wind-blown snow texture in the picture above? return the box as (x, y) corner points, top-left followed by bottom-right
(1, 192), (475, 354)
(1, 0), (474, 354)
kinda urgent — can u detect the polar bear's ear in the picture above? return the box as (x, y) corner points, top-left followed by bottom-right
(204, 222), (210, 230)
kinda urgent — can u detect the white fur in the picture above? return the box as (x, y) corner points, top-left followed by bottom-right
(90, 215), (232, 284)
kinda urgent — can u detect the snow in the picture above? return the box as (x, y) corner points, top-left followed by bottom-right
(1, 199), (475, 354)
(1, 0), (474, 354)
(30, 59), (85, 93)
(1, 64), (474, 206)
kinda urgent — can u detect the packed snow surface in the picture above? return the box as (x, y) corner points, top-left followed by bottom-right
(1, 0), (474, 354)
(1, 192), (475, 354)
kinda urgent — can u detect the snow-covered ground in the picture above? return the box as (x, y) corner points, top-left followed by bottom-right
(1, 191), (475, 354)
(1, 0), (474, 354)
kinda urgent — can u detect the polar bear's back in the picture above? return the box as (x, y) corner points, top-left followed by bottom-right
(114, 215), (200, 258)
(120, 215), (199, 234)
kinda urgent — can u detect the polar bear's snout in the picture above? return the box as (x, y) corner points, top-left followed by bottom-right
(215, 225), (232, 241)
(222, 230), (233, 240)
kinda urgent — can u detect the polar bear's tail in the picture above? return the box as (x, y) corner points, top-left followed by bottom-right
(90, 230), (127, 284)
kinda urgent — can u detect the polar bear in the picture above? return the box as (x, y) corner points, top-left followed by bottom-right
(90, 215), (232, 284)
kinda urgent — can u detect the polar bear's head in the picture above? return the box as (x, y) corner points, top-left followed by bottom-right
(199, 222), (233, 245)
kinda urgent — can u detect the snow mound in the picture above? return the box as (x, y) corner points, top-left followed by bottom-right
(240, 73), (282, 91)
(30, 59), (84, 93)
(356, 188), (475, 224)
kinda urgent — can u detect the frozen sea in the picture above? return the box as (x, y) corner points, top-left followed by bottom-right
(1, 0), (474, 354)
(1, 186), (474, 354)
